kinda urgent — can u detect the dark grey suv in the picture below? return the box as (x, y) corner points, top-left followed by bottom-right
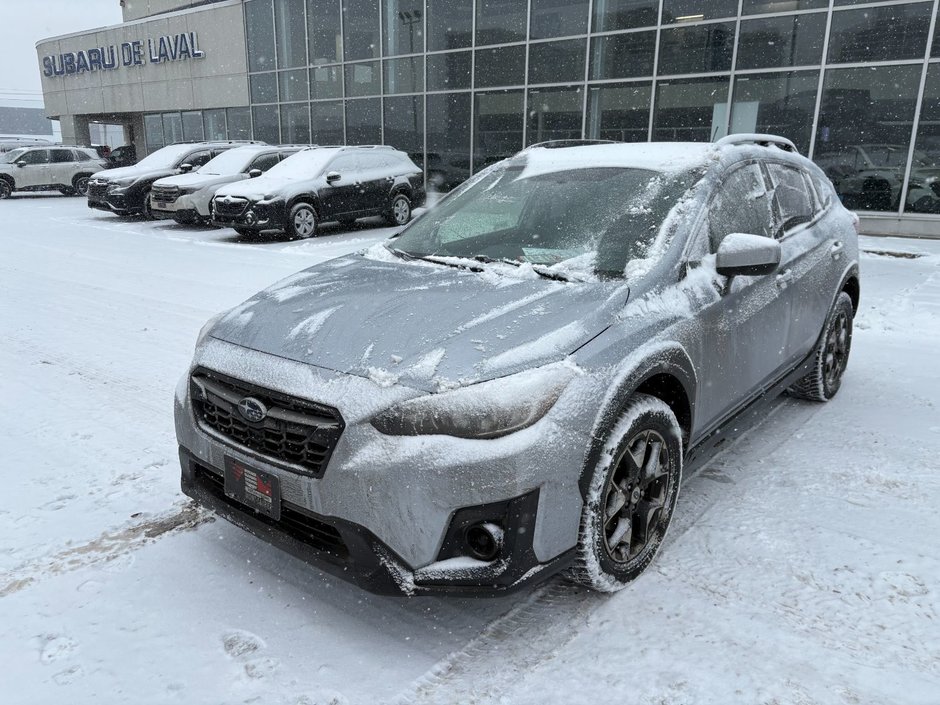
(210, 145), (424, 237)
(176, 135), (859, 596)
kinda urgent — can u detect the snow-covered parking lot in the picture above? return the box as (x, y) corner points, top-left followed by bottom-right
(1, 195), (939, 705)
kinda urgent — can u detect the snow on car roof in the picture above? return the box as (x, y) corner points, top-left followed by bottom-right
(265, 147), (342, 178)
(515, 142), (715, 180)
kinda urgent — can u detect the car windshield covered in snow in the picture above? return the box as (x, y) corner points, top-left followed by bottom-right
(134, 143), (200, 170)
(390, 158), (698, 277)
(196, 148), (256, 175)
(1, 148), (27, 163)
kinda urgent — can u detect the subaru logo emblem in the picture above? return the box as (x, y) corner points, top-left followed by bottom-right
(237, 397), (267, 423)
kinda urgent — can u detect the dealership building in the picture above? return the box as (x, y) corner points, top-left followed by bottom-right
(37, 0), (940, 236)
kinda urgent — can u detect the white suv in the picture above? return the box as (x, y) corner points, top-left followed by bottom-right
(0, 145), (107, 198)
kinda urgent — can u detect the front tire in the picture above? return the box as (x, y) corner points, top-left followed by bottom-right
(288, 202), (318, 239)
(386, 193), (412, 226)
(568, 394), (683, 592)
(788, 291), (854, 402)
(141, 189), (154, 220)
(0, 179), (12, 199)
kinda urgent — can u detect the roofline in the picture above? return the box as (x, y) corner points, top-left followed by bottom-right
(35, 0), (241, 47)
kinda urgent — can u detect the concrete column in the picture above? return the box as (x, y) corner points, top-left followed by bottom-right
(59, 115), (91, 146)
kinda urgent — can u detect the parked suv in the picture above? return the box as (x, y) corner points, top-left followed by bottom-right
(151, 145), (302, 224)
(0, 145), (107, 198)
(87, 141), (260, 217)
(176, 135), (859, 596)
(211, 145), (424, 237)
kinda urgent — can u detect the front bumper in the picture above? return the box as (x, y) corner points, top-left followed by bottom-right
(211, 199), (287, 232)
(174, 338), (590, 595)
(180, 448), (570, 596)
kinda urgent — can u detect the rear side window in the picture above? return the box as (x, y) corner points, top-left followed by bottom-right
(767, 163), (815, 234)
(249, 153), (280, 172)
(708, 163), (775, 251)
(51, 149), (74, 163)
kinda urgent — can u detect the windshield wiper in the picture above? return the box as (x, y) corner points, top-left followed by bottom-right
(530, 265), (574, 282)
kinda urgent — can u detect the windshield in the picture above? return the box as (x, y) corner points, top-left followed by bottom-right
(134, 143), (199, 170)
(392, 160), (697, 277)
(197, 148), (256, 175)
(1, 148), (27, 163)
(264, 149), (337, 179)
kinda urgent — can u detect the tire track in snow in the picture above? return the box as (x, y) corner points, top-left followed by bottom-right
(388, 397), (825, 705)
(0, 504), (212, 598)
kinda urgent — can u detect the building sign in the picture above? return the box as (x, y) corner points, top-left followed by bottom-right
(42, 32), (205, 77)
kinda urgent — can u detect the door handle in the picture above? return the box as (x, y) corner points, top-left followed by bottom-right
(830, 240), (844, 260)
(775, 268), (794, 288)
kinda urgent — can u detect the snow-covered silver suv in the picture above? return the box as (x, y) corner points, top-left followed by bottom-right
(175, 135), (860, 596)
(150, 145), (301, 224)
(0, 145), (107, 198)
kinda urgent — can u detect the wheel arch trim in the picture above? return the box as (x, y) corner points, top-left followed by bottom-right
(578, 342), (697, 499)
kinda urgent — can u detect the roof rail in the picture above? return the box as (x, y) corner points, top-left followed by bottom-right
(715, 133), (798, 154)
(524, 139), (620, 150)
(338, 144), (396, 151)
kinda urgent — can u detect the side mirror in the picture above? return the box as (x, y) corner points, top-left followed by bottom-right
(325, 171), (341, 184)
(179, 163), (194, 173)
(715, 233), (781, 278)
(15, 161), (26, 168)
(248, 168), (263, 178)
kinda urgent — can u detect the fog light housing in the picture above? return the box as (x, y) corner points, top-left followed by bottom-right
(465, 522), (503, 561)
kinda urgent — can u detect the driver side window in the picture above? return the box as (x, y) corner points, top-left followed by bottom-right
(18, 149), (49, 165)
(708, 163), (773, 253)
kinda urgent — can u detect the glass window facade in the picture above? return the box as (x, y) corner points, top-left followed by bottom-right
(138, 0), (935, 221)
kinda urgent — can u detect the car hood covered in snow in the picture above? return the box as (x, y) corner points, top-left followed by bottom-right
(214, 173), (321, 201)
(208, 253), (628, 391)
(155, 172), (243, 190)
(92, 165), (172, 182)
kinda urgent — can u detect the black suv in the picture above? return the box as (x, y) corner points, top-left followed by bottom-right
(87, 141), (259, 218)
(211, 145), (424, 238)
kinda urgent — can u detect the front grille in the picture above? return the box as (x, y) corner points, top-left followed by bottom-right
(190, 369), (344, 477)
(151, 184), (180, 204)
(213, 196), (248, 217)
(88, 181), (109, 202)
(193, 464), (348, 559)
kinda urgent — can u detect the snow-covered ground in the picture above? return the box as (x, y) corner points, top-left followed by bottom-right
(1, 195), (938, 705)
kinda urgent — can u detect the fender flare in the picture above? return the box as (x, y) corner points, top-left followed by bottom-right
(577, 342), (697, 499)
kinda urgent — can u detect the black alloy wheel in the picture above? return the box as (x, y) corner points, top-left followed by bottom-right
(789, 291), (854, 402)
(569, 394), (683, 592)
(0, 179), (11, 199)
(602, 429), (672, 564)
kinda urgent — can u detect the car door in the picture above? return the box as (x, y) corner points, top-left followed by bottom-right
(49, 148), (77, 186)
(690, 161), (793, 430)
(319, 153), (363, 218)
(357, 152), (394, 213)
(14, 148), (50, 187)
(765, 162), (840, 365)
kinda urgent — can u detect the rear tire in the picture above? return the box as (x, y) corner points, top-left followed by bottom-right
(72, 175), (91, 197)
(386, 193), (412, 226)
(288, 202), (318, 239)
(568, 394), (683, 592)
(788, 291), (854, 402)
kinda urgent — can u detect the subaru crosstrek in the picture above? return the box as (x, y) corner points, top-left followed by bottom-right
(175, 135), (860, 596)
(210, 145), (424, 237)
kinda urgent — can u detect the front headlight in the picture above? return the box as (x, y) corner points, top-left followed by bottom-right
(107, 178), (135, 193)
(370, 363), (576, 439)
(194, 311), (226, 350)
